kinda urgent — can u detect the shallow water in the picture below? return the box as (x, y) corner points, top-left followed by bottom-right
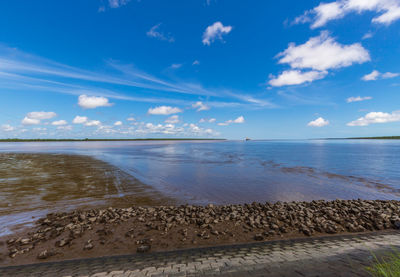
(0, 139), (399, 207)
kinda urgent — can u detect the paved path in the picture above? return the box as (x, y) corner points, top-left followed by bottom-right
(1, 231), (400, 277)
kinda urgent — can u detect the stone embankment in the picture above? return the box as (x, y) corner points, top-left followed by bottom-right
(3, 200), (400, 264)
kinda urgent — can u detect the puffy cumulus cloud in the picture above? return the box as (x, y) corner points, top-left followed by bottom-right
(72, 116), (88, 124)
(269, 32), (369, 86)
(27, 111), (57, 120)
(202, 22), (232, 45)
(218, 116), (245, 126)
(277, 32), (370, 71)
(22, 117), (40, 125)
(346, 96), (372, 103)
(85, 120), (101, 127)
(127, 117), (135, 121)
(114, 121), (123, 126)
(308, 117), (330, 127)
(269, 70), (327, 87)
(165, 115), (180, 124)
(362, 70), (399, 81)
(22, 111), (57, 125)
(33, 127), (47, 132)
(146, 23), (175, 43)
(72, 116), (100, 127)
(199, 118), (216, 123)
(57, 125), (73, 131)
(148, 106), (183, 115)
(78, 95), (113, 109)
(126, 121), (219, 137)
(192, 101), (210, 111)
(51, 120), (67, 126)
(1, 124), (15, 132)
(296, 0), (400, 28)
(347, 111), (400, 126)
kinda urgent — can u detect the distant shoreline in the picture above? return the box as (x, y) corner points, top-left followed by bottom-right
(326, 136), (400, 140)
(0, 138), (226, 142)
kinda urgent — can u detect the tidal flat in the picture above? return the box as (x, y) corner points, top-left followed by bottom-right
(0, 153), (172, 237)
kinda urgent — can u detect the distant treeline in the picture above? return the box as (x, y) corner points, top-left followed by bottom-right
(0, 138), (226, 142)
(348, 136), (400, 140)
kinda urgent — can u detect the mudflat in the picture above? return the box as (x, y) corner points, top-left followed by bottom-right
(0, 153), (173, 237)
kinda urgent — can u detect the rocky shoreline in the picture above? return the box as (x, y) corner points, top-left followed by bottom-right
(2, 199), (400, 266)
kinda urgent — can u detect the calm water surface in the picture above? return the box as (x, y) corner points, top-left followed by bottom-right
(1, 139), (399, 204)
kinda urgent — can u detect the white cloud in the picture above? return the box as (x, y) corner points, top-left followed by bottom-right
(1, 124), (15, 132)
(192, 101), (210, 111)
(346, 96), (372, 103)
(85, 120), (101, 127)
(72, 116), (88, 124)
(78, 95), (113, 109)
(22, 117), (40, 125)
(278, 32), (370, 71)
(33, 127), (47, 132)
(202, 21), (232, 45)
(218, 116), (245, 126)
(362, 70), (399, 81)
(165, 115), (180, 124)
(57, 125), (73, 131)
(382, 72), (400, 78)
(148, 106), (183, 115)
(307, 117), (330, 127)
(347, 111), (400, 126)
(127, 117), (135, 121)
(362, 70), (380, 81)
(108, 0), (129, 8)
(146, 23), (175, 43)
(114, 121), (123, 126)
(362, 32), (373, 39)
(51, 120), (67, 126)
(297, 0), (400, 28)
(199, 118), (216, 123)
(269, 70), (327, 87)
(269, 32), (370, 86)
(170, 63), (182, 69)
(192, 60), (200, 65)
(27, 111), (57, 120)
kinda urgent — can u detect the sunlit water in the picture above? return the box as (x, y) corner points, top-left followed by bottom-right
(1, 139), (399, 206)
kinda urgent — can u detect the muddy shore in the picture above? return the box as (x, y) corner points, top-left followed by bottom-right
(1, 199), (400, 266)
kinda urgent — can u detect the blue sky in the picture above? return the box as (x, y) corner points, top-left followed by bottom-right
(0, 0), (400, 139)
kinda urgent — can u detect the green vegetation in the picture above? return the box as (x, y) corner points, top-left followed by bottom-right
(349, 136), (400, 140)
(366, 251), (400, 277)
(0, 138), (225, 142)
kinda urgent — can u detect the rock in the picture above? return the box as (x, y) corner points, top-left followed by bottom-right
(394, 221), (400, 229)
(137, 245), (151, 253)
(37, 250), (56, 259)
(254, 234), (264, 241)
(83, 240), (94, 250)
(55, 238), (69, 247)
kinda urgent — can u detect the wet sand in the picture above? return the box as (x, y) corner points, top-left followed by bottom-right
(0, 153), (173, 236)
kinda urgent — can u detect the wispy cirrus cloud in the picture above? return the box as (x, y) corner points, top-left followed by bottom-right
(0, 45), (273, 109)
(346, 96), (372, 103)
(147, 24), (175, 43)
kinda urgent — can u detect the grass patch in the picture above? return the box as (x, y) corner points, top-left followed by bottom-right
(366, 251), (400, 277)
